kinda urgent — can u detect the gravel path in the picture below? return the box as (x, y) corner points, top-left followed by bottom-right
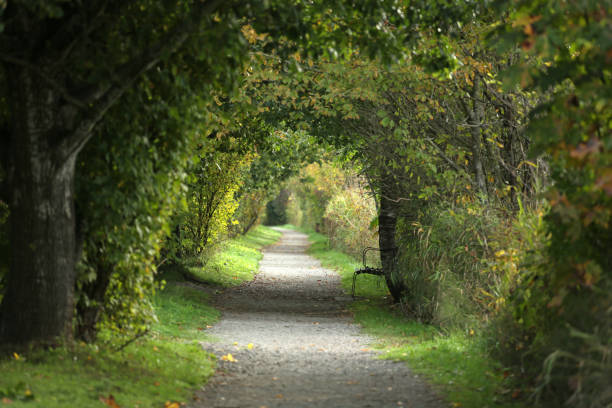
(190, 228), (444, 408)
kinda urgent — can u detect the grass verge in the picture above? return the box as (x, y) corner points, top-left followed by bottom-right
(299, 227), (521, 408)
(182, 225), (282, 286)
(0, 225), (280, 407)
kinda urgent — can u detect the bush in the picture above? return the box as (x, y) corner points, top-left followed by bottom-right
(395, 203), (504, 329)
(488, 200), (612, 407)
(323, 185), (378, 262)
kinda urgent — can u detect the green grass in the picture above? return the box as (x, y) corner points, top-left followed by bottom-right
(183, 225), (282, 286)
(151, 283), (220, 340)
(0, 226), (281, 407)
(0, 283), (217, 408)
(297, 227), (521, 408)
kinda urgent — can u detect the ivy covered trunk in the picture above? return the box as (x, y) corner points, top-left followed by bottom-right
(469, 75), (488, 201)
(75, 255), (114, 343)
(0, 69), (80, 344)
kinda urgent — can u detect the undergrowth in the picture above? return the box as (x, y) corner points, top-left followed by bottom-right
(299, 227), (522, 408)
(0, 284), (217, 408)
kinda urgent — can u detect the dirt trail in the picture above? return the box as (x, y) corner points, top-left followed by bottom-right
(190, 228), (444, 408)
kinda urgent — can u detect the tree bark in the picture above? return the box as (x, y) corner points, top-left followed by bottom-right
(378, 182), (403, 302)
(0, 69), (80, 344)
(469, 75), (489, 202)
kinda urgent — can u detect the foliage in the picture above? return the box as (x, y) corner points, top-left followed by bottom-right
(264, 189), (291, 226)
(396, 203), (506, 329)
(486, 1), (612, 406)
(284, 161), (348, 231)
(174, 149), (250, 259)
(322, 182), (379, 262)
(74, 62), (206, 341)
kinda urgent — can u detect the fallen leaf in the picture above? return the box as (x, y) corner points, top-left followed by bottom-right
(164, 402), (180, 408)
(99, 394), (120, 408)
(13, 352), (20, 360)
(275, 394), (284, 399)
(247, 343), (254, 350)
(221, 353), (237, 362)
(154, 381), (160, 387)
(1, 397), (13, 405)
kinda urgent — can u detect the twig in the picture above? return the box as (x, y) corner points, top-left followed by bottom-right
(113, 329), (149, 352)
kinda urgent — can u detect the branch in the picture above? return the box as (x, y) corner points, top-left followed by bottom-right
(113, 329), (149, 352)
(0, 53), (87, 109)
(53, 1), (115, 67)
(55, 0), (225, 163)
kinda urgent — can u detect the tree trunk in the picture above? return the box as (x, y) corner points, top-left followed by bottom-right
(0, 69), (80, 345)
(469, 75), (488, 202)
(75, 254), (113, 343)
(378, 186), (403, 302)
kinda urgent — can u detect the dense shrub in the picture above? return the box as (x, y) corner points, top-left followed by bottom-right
(488, 201), (612, 407)
(395, 203), (504, 329)
(323, 186), (378, 262)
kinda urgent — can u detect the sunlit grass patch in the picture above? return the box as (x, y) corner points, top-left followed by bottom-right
(184, 226), (282, 286)
(152, 283), (219, 340)
(0, 339), (214, 408)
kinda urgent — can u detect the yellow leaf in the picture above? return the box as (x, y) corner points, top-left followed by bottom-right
(479, 288), (495, 298)
(221, 353), (237, 362)
(164, 402), (180, 408)
(13, 352), (20, 360)
(247, 343), (254, 350)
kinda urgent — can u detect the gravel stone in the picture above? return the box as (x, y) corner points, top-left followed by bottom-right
(189, 228), (445, 408)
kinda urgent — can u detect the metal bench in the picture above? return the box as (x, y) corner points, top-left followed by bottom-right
(351, 247), (386, 298)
